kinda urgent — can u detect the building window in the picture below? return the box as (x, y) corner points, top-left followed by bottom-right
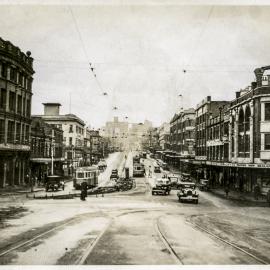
(9, 67), (16, 81)
(17, 95), (22, 114)
(0, 119), (4, 143)
(16, 122), (21, 143)
(26, 99), (31, 117)
(25, 125), (29, 144)
(9, 91), (16, 112)
(265, 134), (270, 150)
(1, 63), (7, 78)
(7, 121), (14, 143)
(265, 103), (270, 121)
(0, 88), (7, 109)
(69, 137), (73, 146)
(18, 73), (23, 85)
(69, 125), (73, 133)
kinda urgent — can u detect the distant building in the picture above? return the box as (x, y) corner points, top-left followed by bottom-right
(0, 38), (34, 187)
(130, 120), (152, 151)
(30, 117), (64, 183)
(158, 122), (170, 150)
(84, 128), (106, 165)
(32, 103), (85, 176)
(104, 117), (129, 151)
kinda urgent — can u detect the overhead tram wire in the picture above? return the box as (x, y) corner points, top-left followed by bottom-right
(68, 6), (107, 96)
(177, 6), (214, 92)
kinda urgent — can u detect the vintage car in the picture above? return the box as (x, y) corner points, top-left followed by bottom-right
(110, 169), (119, 179)
(152, 178), (171, 196)
(45, 175), (65, 192)
(198, 179), (210, 191)
(180, 173), (192, 182)
(153, 164), (161, 173)
(98, 159), (107, 171)
(167, 173), (180, 188)
(177, 182), (198, 204)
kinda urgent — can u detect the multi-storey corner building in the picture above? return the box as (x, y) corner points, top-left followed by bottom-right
(33, 103), (85, 176)
(195, 66), (270, 193)
(30, 117), (64, 183)
(0, 38), (34, 188)
(163, 108), (196, 168)
(195, 96), (229, 162)
(158, 122), (170, 150)
(206, 106), (230, 162)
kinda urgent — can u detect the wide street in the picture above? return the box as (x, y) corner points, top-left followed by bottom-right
(0, 152), (269, 265)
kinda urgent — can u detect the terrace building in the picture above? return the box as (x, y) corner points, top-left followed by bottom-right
(0, 38), (34, 187)
(30, 117), (64, 183)
(33, 103), (85, 176)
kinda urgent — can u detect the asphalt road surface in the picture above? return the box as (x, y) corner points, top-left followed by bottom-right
(0, 152), (269, 265)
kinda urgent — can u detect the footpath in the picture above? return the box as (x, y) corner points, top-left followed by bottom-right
(0, 177), (73, 197)
(167, 165), (268, 206)
(0, 186), (44, 197)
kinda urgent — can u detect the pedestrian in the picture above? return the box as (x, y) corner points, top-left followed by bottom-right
(267, 190), (270, 206)
(254, 184), (260, 201)
(80, 182), (88, 201)
(225, 184), (230, 198)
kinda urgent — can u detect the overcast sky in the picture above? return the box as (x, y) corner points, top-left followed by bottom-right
(1, 2), (270, 128)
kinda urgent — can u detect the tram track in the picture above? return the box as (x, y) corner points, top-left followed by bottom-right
(186, 216), (269, 265)
(0, 217), (77, 258)
(155, 216), (184, 265)
(0, 208), (166, 264)
(76, 208), (165, 265)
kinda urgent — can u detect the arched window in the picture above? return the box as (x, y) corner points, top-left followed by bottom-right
(238, 108), (244, 133)
(245, 106), (251, 132)
(244, 106), (251, 156)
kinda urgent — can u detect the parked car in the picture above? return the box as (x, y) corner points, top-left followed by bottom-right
(153, 165), (161, 173)
(98, 159), (107, 171)
(110, 169), (119, 180)
(152, 178), (171, 195)
(161, 162), (170, 171)
(168, 174), (181, 189)
(45, 175), (65, 192)
(198, 179), (210, 191)
(180, 173), (192, 182)
(177, 182), (198, 204)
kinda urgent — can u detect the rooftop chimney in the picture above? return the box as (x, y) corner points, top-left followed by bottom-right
(43, 103), (61, 116)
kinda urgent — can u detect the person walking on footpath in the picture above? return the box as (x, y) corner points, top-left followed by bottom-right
(148, 165), (152, 178)
(225, 184), (230, 198)
(254, 184), (260, 201)
(267, 189), (270, 206)
(80, 182), (88, 201)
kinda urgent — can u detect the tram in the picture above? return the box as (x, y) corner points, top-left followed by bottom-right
(73, 166), (99, 190)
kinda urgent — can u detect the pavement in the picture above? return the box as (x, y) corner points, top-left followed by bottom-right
(0, 152), (270, 265)
(0, 186), (44, 196)
(167, 165), (268, 206)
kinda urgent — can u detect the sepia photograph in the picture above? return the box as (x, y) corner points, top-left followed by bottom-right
(0, 0), (270, 268)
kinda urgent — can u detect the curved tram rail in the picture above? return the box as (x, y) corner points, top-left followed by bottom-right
(0, 209), (267, 265)
(187, 217), (268, 265)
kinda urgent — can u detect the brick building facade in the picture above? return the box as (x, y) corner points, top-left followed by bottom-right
(0, 37), (34, 188)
